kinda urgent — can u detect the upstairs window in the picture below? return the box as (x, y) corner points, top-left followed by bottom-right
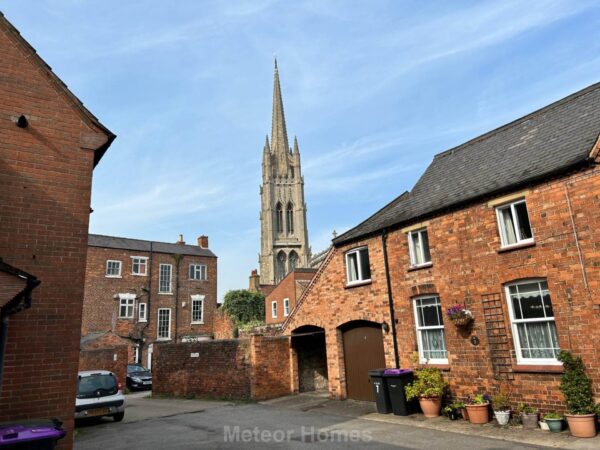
(271, 301), (278, 319)
(413, 296), (448, 363)
(105, 260), (121, 278)
(131, 257), (148, 276)
(138, 303), (147, 322)
(506, 280), (559, 364)
(157, 308), (171, 340)
(345, 247), (371, 285)
(496, 199), (533, 247)
(118, 294), (135, 319)
(191, 295), (204, 324)
(283, 298), (290, 317)
(408, 229), (431, 267)
(286, 203), (294, 234)
(158, 264), (172, 294)
(189, 264), (207, 281)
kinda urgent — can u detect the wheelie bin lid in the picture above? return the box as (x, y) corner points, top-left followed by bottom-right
(383, 368), (413, 376)
(0, 420), (66, 447)
(368, 368), (387, 377)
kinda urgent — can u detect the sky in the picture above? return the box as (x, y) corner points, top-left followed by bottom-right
(4, 1), (600, 301)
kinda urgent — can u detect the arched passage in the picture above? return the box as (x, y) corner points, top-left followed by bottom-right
(339, 320), (385, 401)
(291, 325), (328, 393)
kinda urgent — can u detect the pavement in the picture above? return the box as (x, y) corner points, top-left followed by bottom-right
(73, 391), (600, 449)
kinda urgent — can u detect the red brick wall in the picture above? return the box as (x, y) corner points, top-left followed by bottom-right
(286, 166), (600, 411)
(212, 308), (236, 340)
(265, 270), (316, 324)
(153, 335), (292, 401)
(82, 246), (217, 366)
(0, 18), (111, 449)
(79, 347), (128, 386)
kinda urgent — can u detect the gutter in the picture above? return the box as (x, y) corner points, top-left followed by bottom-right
(381, 230), (400, 368)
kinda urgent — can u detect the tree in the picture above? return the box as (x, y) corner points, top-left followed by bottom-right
(221, 290), (265, 325)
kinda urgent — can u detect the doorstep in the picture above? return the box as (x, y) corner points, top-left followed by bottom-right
(362, 412), (600, 450)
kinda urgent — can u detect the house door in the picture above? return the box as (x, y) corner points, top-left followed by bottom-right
(342, 323), (386, 401)
(147, 344), (153, 371)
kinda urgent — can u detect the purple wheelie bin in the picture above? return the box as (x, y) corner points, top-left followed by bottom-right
(0, 420), (66, 449)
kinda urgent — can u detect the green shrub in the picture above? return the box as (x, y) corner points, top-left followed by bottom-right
(222, 290), (265, 325)
(492, 392), (511, 411)
(544, 412), (562, 420)
(405, 367), (447, 400)
(557, 350), (599, 415)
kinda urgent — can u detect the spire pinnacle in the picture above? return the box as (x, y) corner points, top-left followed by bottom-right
(264, 134), (270, 153)
(271, 59), (289, 157)
(293, 136), (299, 154)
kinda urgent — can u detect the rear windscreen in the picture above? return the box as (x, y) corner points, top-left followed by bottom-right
(77, 374), (118, 398)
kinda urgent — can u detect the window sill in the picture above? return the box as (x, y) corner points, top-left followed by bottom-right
(105, 275), (122, 279)
(138, 319), (148, 323)
(408, 262), (433, 272)
(118, 317), (134, 320)
(419, 363), (450, 371)
(512, 364), (564, 374)
(158, 292), (173, 296)
(189, 279), (208, 282)
(191, 322), (204, 325)
(344, 280), (372, 289)
(497, 241), (536, 253)
(132, 273), (147, 277)
(156, 338), (171, 342)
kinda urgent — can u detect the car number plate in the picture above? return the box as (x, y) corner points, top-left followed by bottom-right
(143, 381), (151, 385)
(86, 407), (110, 417)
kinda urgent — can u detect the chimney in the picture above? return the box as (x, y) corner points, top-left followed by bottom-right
(177, 234), (185, 245)
(249, 269), (260, 292)
(197, 235), (209, 249)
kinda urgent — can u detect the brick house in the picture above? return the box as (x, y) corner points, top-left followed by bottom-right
(0, 12), (115, 449)
(81, 234), (217, 370)
(265, 268), (316, 325)
(283, 82), (600, 410)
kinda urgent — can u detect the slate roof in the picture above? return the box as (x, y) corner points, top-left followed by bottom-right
(89, 234), (217, 258)
(334, 82), (600, 246)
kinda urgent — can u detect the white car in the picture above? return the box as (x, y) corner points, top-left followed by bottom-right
(75, 370), (125, 421)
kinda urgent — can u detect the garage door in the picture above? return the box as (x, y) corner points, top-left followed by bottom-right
(342, 324), (386, 401)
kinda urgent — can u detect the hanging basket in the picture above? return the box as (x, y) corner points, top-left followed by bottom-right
(446, 304), (474, 327)
(451, 315), (474, 327)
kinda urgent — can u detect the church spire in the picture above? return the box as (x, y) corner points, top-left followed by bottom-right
(271, 59), (289, 156)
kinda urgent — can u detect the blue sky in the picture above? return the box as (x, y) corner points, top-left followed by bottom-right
(4, 1), (600, 300)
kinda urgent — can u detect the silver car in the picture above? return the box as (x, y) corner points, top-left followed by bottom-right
(75, 370), (125, 421)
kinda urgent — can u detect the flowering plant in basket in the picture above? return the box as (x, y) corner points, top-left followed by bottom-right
(446, 304), (473, 326)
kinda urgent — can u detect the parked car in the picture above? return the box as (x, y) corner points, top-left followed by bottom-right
(126, 363), (152, 390)
(75, 370), (125, 422)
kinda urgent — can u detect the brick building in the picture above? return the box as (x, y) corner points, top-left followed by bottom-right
(283, 82), (600, 410)
(81, 234), (217, 370)
(265, 268), (316, 325)
(0, 12), (115, 449)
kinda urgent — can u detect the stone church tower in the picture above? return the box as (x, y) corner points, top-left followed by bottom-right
(259, 61), (310, 285)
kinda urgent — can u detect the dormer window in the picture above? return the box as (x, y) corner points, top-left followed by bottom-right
(408, 229), (431, 267)
(496, 199), (533, 248)
(345, 247), (371, 285)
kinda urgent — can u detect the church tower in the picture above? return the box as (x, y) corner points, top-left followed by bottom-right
(259, 61), (310, 285)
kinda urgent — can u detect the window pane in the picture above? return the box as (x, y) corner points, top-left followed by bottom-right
(347, 253), (358, 282)
(519, 322), (559, 359)
(421, 329), (447, 360)
(421, 231), (431, 263)
(514, 202), (532, 240)
(518, 286), (545, 320)
(359, 249), (371, 280)
(411, 233), (422, 265)
(511, 295), (523, 320)
(500, 207), (517, 245)
(420, 298), (442, 327)
(542, 292), (554, 318)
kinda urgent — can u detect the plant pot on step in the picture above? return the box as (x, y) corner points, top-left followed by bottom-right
(494, 410), (510, 426)
(460, 407), (469, 421)
(565, 414), (597, 438)
(466, 403), (490, 424)
(545, 418), (563, 433)
(520, 412), (539, 429)
(419, 397), (442, 418)
(539, 421), (549, 431)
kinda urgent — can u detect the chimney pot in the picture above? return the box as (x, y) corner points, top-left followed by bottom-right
(198, 235), (209, 248)
(177, 234), (185, 245)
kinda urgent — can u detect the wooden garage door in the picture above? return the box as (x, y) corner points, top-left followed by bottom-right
(342, 325), (386, 401)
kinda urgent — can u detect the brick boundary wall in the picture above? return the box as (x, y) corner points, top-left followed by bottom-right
(153, 335), (292, 401)
(79, 346), (128, 387)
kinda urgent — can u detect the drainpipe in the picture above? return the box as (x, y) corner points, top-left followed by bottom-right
(139, 242), (154, 364)
(173, 254), (181, 343)
(382, 229), (400, 368)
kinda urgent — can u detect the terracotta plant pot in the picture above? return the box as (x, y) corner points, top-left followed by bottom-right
(460, 407), (469, 421)
(418, 397), (442, 418)
(520, 412), (539, 429)
(466, 403), (490, 424)
(565, 414), (597, 438)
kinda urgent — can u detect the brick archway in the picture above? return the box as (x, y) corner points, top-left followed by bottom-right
(291, 325), (328, 392)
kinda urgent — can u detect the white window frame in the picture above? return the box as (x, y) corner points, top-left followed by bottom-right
(118, 293), (135, 319)
(345, 247), (371, 285)
(407, 228), (432, 267)
(189, 264), (207, 281)
(105, 260), (122, 278)
(413, 295), (448, 364)
(191, 294), (205, 324)
(138, 302), (147, 322)
(271, 301), (277, 319)
(158, 264), (172, 294)
(157, 308), (171, 340)
(495, 199), (534, 248)
(505, 279), (560, 366)
(283, 298), (290, 317)
(131, 256), (148, 276)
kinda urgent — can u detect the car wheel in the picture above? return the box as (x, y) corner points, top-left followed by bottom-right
(113, 412), (125, 422)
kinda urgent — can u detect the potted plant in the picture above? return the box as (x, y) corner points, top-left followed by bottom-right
(517, 403), (539, 429)
(491, 392), (511, 426)
(405, 367), (448, 418)
(443, 405), (460, 420)
(452, 402), (469, 420)
(465, 393), (490, 424)
(446, 304), (473, 327)
(544, 412), (563, 433)
(557, 350), (599, 438)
